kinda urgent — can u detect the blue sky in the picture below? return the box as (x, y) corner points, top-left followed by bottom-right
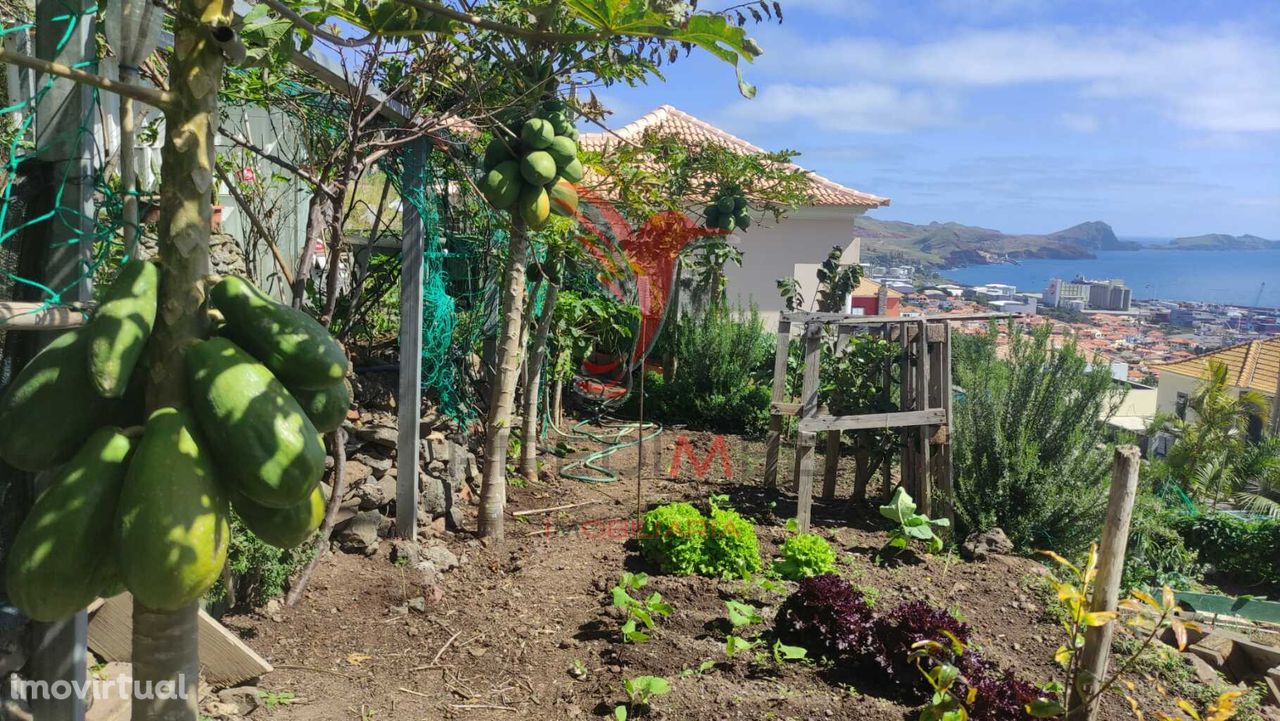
(593, 0), (1280, 238)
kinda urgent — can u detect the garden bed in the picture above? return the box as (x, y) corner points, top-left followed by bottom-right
(223, 430), (1272, 720)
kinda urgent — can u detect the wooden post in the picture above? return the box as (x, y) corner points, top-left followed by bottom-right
(794, 323), (821, 532)
(763, 318), (792, 489)
(822, 325), (850, 500)
(915, 319), (932, 515)
(1068, 445), (1141, 721)
(881, 323), (894, 500)
(898, 322), (913, 498)
(937, 322), (955, 525)
(395, 140), (427, 539)
(27, 1), (96, 716)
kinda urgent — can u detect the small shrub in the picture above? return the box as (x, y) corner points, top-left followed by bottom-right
(1123, 495), (1202, 590)
(209, 516), (313, 611)
(701, 504), (761, 579)
(775, 574), (879, 663)
(773, 533), (836, 580)
(640, 502), (706, 576)
(633, 306), (774, 437)
(879, 487), (950, 555)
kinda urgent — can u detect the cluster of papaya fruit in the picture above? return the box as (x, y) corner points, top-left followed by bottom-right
(703, 185), (751, 233)
(1, 267), (350, 621)
(479, 101), (582, 230)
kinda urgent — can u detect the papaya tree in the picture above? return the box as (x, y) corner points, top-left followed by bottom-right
(463, 2), (768, 539)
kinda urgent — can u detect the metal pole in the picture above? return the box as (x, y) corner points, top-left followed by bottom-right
(395, 140), (426, 539)
(28, 0), (96, 716)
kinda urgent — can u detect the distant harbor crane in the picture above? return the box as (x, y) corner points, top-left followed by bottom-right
(1254, 282), (1267, 308)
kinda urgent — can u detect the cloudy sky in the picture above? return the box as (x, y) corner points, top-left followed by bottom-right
(594, 0), (1280, 238)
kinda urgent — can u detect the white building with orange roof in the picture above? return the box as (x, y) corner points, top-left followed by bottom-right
(1153, 336), (1280, 430)
(579, 105), (890, 328)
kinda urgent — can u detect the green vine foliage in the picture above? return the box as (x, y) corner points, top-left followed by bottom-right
(952, 325), (1124, 555)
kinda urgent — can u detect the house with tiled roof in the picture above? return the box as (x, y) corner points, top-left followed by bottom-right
(579, 105), (890, 327)
(1153, 336), (1280, 431)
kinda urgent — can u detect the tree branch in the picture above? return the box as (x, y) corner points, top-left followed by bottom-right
(0, 47), (173, 108)
(213, 163), (296, 286)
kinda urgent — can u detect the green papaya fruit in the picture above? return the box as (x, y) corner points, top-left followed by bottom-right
(549, 113), (574, 137)
(546, 136), (577, 169)
(291, 378), (351, 434)
(482, 138), (513, 172)
(520, 151), (557, 186)
(0, 329), (127, 471)
(704, 206), (722, 228)
(519, 185), (551, 229)
(210, 275), (348, 390)
(520, 118), (555, 150)
(559, 157), (584, 184)
(549, 180), (579, 218)
(231, 485), (326, 550)
(736, 211), (752, 230)
(716, 196), (736, 213)
(188, 338), (325, 508)
(480, 160), (521, 210)
(88, 260), (158, 398)
(5, 427), (135, 621)
(719, 214), (737, 233)
(733, 196), (748, 212)
(117, 408), (229, 610)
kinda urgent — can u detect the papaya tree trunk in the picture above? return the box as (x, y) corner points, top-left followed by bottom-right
(519, 282), (558, 482)
(478, 223), (530, 538)
(133, 0), (225, 718)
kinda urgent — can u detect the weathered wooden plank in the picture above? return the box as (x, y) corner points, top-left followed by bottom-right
(0, 301), (90, 330)
(916, 319), (932, 516)
(898, 321), (914, 498)
(87, 594), (273, 687)
(799, 408), (948, 433)
(822, 327), (850, 500)
(782, 310), (1018, 325)
(794, 323), (821, 532)
(763, 318), (792, 489)
(937, 322), (956, 526)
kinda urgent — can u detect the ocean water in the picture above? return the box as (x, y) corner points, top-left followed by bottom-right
(940, 244), (1280, 308)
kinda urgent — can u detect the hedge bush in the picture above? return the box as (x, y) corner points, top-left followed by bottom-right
(1172, 512), (1280, 586)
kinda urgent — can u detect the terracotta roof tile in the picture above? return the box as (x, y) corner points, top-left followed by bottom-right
(579, 105), (890, 209)
(1154, 336), (1280, 396)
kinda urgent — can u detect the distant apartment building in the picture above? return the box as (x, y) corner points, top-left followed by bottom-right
(1044, 276), (1132, 311)
(1044, 278), (1089, 308)
(1087, 279), (1133, 311)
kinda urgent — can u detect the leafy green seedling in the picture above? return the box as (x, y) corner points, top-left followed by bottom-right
(879, 487), (950, 555)
(771, 640), (807, 663)
(611, 572), (673, 644)
(615, 675), (671, 719)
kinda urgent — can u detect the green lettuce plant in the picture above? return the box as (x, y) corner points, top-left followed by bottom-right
(701, 501), (761, 579)
(774, 532), (837, 579)
(640, 502), (706, 575)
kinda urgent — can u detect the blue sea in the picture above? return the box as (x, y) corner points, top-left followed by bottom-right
(941, 241), (1280, 309)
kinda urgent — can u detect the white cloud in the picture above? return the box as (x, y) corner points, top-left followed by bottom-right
(726, 83), (959, 133)
(756, 25), (1280, 134)
(1059, 113), (1099, 133)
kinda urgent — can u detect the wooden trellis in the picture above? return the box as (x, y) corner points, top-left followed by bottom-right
(763, 310), (1016, 532)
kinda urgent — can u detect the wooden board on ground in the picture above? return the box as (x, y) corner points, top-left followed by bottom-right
(87, 593), (273, 687)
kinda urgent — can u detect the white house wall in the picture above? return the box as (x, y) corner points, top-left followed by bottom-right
(721, 206), (868, 329)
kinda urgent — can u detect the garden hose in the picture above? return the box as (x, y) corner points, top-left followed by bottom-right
(554, 413), (662, 484)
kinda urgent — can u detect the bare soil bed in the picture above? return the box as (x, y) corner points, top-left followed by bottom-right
(224, 429), (1248, 721)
